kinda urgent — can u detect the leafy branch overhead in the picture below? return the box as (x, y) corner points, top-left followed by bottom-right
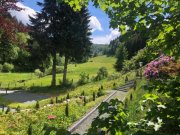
(60, 0), (180, 57)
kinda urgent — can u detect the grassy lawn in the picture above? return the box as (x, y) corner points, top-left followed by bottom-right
(0, 56), (116, 89)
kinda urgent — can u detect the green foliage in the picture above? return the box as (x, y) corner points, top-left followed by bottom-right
(5, 106), (10, 114)
(95, 67), (108, 81)
(115, 45), (128, 71)
(27, 124), (32, 135)
(91, 44), (108, 57)
(84, 96), (87, 106)
(66, 93), (70, 99)
(35, 101), (40, 110)
(136, 77), (180, 134)
(130, 94), (133, 101)
(107, 73), (120, 81)
(93, 92), (96, 101)
(106, 37), (120, 56)
(65, 103), (69, 117)
(78, 72), (89, 85)
(45, 66), (63, 75)
(97, 88), (104, 97)
(81, 91), (85, 96)
(50, 99), (54, 104)
(34, 69), (43, 78)
(0, 64), (2, 72)
(87, 99), (129, 134)
(122, 49), (148, 72)
(16, 105), (21, 113)
(125, 76), (128, 83)
(2, 63), (14, 72)
(0, 34), (19, 64)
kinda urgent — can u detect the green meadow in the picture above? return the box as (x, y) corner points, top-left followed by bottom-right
(0, 56), (116, 89)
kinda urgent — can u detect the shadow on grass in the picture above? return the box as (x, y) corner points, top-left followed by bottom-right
(29, 83), (77, 95)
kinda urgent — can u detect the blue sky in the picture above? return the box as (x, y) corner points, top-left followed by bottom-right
(10, 0), (120, 44)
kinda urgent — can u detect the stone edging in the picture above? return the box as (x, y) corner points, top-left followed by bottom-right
(68, 90), (117, 133)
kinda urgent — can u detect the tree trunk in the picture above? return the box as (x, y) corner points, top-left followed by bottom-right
(51, 51), (56, 86)
(63, 55), (68, 84)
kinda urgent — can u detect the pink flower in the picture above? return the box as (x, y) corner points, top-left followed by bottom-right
(144, 55), (173, 79)
(48, 115), (56, 120)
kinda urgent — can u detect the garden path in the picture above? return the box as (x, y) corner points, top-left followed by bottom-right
(69, 81), (134, 135)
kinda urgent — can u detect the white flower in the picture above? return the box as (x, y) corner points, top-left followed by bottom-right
(63, 101), (67, 104)
(157, 104), (166, 109)
(142, 100), (146, 103)
(147, 121), (154, 126)
(154, 123), (161, 131)
(157, 117), (162, 123)
(67, 99), (70, 102)
(141, 106), (144, 111)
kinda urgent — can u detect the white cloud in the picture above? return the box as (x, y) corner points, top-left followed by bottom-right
(89, 16), (103, 32)
(91, 28), (120, 44)
(9, 2), (36, 25)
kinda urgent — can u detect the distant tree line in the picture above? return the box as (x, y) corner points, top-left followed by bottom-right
(105, 30), (147, 71)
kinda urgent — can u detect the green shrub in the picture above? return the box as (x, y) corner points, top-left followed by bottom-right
(81, 91), (85, 96)
(27, 124), (32, 135)
(95, 67), (108, 81)
(97, 88), (104, 97)
(34, 69), (43, 78)
(16, 106), (21, 113)
(0, 64), (2, 72)
(5, 106), (10, 114)
(35, 101), (40, 109)
(122, 49), (148, 72)
(107, 73), (120, 80)
(2, 63), (14, 72)
(66, 93), (70, 99)
(125, 76), (128, 82)
(78, 72), (89, 85)
(45, 66), (63, 75)
(130, 93), (133, 101)
(55, 97), (58, 103)
(65, 103), (69, 117)
(84, 96), (87, 106)
(93, 92), (96, 101)
(50, 99), (54, 104)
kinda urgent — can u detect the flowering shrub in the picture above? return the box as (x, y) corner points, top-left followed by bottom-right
(144, 55), (174, 79)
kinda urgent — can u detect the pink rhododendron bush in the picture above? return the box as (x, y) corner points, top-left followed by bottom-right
(144, 55), (180, 79)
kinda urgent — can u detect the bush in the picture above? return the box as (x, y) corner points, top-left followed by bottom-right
(0, 64), (2, 72)
(66, 93), (70, 99)
(97, 88), (104, 97)
(122, 49), (148, 73)
(2, 63), (14, 72)
(35, 101), (40, 109)
(84, 96), (87, 106)
(34, 69), (43, 78)
(107, 73), (120, 80)
(5, 106), (10, 114)
(50, 99), (54, 104)
(125, 76), (128, 82)
(78, 72), (89, 85)
(93, 92), (96, 101)
(81, 91), (85, 96)
(95, 67), (108, 81)
(45, 66), (63, 75)
(65, 103), (69, 117)
(16, 106), (21, 113)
